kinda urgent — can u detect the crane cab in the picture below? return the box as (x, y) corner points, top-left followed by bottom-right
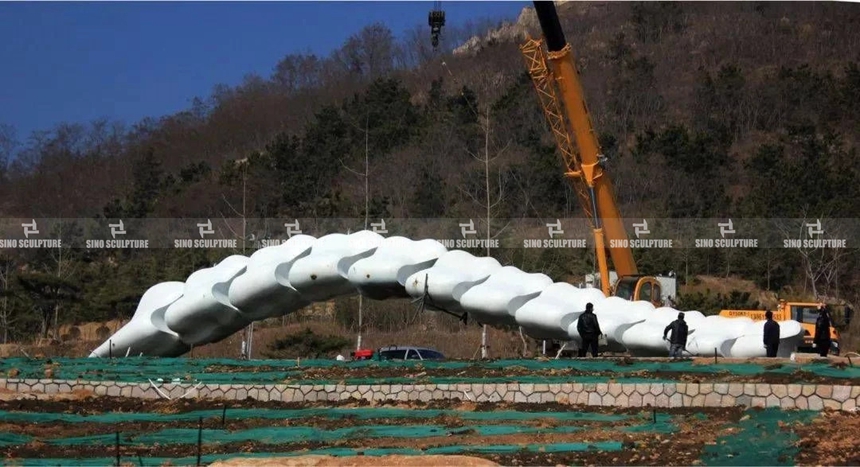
(612, 275), (664, 308)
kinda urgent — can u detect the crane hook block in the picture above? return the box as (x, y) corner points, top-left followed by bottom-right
(429, 9), (445, 48)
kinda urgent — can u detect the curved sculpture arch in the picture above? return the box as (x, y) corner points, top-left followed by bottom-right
(91, 231), (804, 359)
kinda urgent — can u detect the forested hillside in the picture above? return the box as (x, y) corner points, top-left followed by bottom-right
(1, 2), (859, 346)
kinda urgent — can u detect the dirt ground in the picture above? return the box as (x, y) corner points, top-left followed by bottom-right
(0, 395), (855, 465)
(193, 357), (860, 385)
(794, 410), (860, 466)
(210, 455), (500, 467)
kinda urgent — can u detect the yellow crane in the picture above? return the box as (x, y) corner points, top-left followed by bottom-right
(519, 1), (664, 306)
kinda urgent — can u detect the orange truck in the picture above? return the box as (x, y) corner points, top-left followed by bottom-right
(719, 301), (848, 355)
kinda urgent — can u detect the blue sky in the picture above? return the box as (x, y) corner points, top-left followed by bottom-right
(0, 1), (527, 142)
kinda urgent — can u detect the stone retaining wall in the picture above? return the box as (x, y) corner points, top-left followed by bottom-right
(2, 378), (858, 411)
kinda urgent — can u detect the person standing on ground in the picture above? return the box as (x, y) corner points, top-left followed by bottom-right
(577, 303), (602, 358)
(763, 310), (780, 357)
(814, 304), (832, 357)
(662, 312), (688, 359)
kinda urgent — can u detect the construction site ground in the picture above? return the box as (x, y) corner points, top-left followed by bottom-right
(0, 356), (858, 465)
(3, 356), (859, 386)
(0, 395), (858, 466)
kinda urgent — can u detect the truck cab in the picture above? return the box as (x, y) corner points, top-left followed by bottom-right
(719, 300), (844, 355)
(784, 302), (841, 354)
(584, 271), (677, 308)
(613, 275), (664, 308)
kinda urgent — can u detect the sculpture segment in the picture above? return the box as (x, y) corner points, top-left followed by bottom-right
(90, 231), (805, 359)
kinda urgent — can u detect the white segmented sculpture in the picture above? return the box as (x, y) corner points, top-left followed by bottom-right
(163, 255), (251, 346)
(228, 234), (317, 321)
(404, 250), (502, 313)
(90, 281), (189, 358)
(90, 231), (805, 358)
(287, 231), (384, 302)
(348, 236), (448, 300)
(459, 266), (554, 328)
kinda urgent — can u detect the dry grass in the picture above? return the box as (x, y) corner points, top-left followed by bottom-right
(682, 275), (779, 308)
(2, 314), (538, 360)
(196, 320), (533, 360)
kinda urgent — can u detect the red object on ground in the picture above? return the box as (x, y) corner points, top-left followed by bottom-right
(352, 349), (374, 360)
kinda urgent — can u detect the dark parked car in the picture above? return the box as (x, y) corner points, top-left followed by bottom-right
(375, 346), (445, 361)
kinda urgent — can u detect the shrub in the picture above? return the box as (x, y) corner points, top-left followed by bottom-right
(263, 327), (352, 359)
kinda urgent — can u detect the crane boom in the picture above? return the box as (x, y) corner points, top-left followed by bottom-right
(522, 1), (642, 297)
(531, 1), (637, 276)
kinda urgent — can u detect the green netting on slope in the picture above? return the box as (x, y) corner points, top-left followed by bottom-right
(0, 407), (629, 424)
(0, 433), (31, 445)
(0, 411), (677, 448)
(424, 440), (622, 455)
(3, 357), (856, 385)
(0, 424), (592, 447)
(486, 359), (860, 380)
(5, 441), (625, 466)
(622, 412), (677, 434)
(0, 356), (305, 383)
(700, 408), (819, 466)
(0, 356), (664, 384)
(170, 375), (672, 385)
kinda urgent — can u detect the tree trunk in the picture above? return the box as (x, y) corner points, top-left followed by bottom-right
(482, 106), (490, 360)
(41, 308), (49, 339)
(53, 303), (60, 340)
(357, 114), (369, 351)
(0, 261), (8, 344)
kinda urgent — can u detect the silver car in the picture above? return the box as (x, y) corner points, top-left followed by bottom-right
(376, 346), (445, 361)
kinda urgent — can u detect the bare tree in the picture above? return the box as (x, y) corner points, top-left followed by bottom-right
(457, 104), (513, 358)
(0, 255), (12, 343)
(0, 123), (15, 180)
(358, 23), (396, 80)
(775, 213), (852, 300)
(22, 222), (82, 341)
(399, 25), (436, 69)
(333, 23), (396, 82)
(341, 114), (372, 351)
(219, 158), (257, 359)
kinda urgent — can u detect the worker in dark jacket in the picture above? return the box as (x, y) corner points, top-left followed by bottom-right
(762, 310), (780, 357)
(814, 304), (832, 357)
(662, 313), (688, 359)
(576, 303), (602, 357)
